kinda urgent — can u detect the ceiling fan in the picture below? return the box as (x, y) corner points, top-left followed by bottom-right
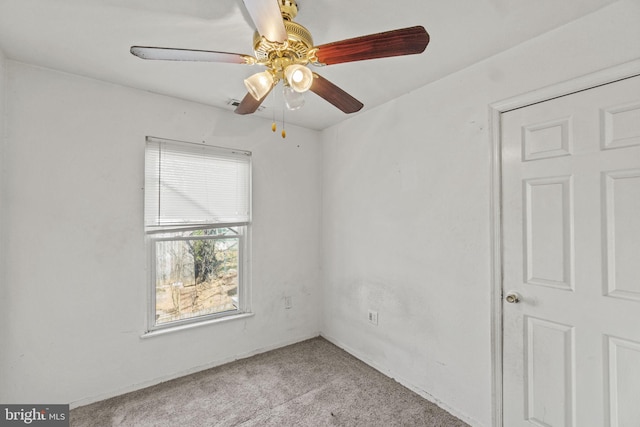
(130, 0), (429, 117)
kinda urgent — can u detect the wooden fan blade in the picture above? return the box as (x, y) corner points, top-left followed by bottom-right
(309, 73), (363, 114)
(313, 26), (429, 66)
(130, 46), (254, 64)
(242, 0), (288, 43)
(234, 89), (272, 115)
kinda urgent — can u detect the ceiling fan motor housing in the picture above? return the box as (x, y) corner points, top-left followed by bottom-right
(252, 0), (313, 75)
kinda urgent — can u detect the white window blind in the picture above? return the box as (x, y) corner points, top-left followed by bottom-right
(145, 137), (251, 230)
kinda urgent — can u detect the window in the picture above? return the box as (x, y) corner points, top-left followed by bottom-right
(144, 137), (251, 332)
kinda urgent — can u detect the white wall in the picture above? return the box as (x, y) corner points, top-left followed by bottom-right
(0, 62), (322, 405)
(320, 1), (640, 426)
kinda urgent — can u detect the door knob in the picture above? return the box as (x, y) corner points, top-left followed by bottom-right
(505, 291), (521, 304)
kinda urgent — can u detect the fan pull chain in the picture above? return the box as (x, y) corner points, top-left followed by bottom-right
(271, 90), (277, 133)
(281, 108), (286, 139)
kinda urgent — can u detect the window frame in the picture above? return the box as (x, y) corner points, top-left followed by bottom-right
(143, 137), (252, 335)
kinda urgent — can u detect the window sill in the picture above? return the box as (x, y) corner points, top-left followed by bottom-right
(141, 312), (254, 339)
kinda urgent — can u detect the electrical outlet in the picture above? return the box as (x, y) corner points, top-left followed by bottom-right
(368, 310), (378, 325)
(284, 296), (292, 309)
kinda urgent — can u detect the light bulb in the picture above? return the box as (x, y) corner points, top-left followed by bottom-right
(292, 69), (304, 83)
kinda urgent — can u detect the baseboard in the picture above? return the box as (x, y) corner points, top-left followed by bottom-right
(320, 333), (485, 427)
(70, 332), (320, 409)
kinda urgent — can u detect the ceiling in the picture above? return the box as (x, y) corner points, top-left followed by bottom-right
(0, 0), (619, 130)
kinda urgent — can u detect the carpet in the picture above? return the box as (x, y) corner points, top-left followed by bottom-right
(71, 337), (469, 426)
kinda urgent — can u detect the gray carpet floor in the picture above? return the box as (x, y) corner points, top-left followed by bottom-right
(71, 337), (469, 426)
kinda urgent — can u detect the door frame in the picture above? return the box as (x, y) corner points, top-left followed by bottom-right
(488, 58), (640, 427)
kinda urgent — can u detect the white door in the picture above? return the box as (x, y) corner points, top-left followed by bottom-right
(501, 75), (640, 427)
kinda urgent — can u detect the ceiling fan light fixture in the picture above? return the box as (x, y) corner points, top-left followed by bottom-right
(244, 71), (274, 101)
(285, 64), (313, 93)
(283, 85), (305, 110)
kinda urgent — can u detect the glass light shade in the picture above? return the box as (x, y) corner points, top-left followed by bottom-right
(284, 64), (313, 93)
(283, 86), (305, 110)
(244, 71), (274, 101)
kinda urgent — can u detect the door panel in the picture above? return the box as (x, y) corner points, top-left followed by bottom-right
(502, 75), (640, 427)
(525, 316), (575, 427)
(603, 170), (640, 301)
(524, 176), (574, 290)
(606, 336), (640, 426)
